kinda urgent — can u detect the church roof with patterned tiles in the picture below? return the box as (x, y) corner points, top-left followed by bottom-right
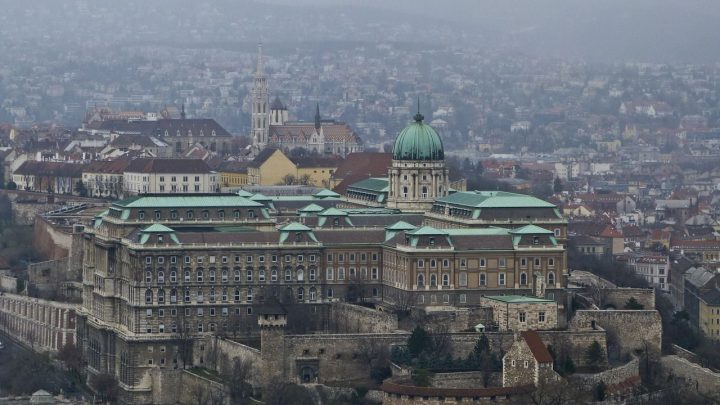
(269, 121), (361, 143)
(91, 118), (232, 138)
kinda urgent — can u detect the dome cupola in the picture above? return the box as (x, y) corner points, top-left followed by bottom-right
(392, 111), (444, 161)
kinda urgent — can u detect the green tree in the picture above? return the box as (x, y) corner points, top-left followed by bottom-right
(584, 340), (605, 371)
(411, 369), (432, 387)
(594, 381), (606, 401)
(407, 326), (431, 358)
(624, 297), (644, 310)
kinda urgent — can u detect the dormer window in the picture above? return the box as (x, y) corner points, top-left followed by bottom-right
(533, 236), (539, 245)
(139, 211), (145, 220)
(429, 237), (435, 246)
(157, 235), (164, 243)
(333, 218), (340, 226)
(295, 232), (302, 242)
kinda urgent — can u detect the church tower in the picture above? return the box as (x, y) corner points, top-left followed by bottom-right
(387, 104), (449, 212)
(251, 44), (269, 150)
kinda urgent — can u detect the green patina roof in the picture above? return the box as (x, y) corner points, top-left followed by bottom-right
(392, 113), (444, 161)
(319, 207), (348, 216)
(236, 189), (254, 197)
(445, 228), (511, 236)
(348, 177), (389, 193)
(113, 196), (263, 208)
(141, 224), (176, 233)
(385, 221), (417, 231)
(435, 190), (556, 209)
(313, 189), (341, 198)
(406, 226), (448, 236)
(484, 295), (555, 304)
(298, 203), (325, 213)
(279, 222), (313, 232)
(511, 224), (554, 234)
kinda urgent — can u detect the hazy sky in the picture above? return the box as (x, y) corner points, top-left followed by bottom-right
(2, 0), (720, 64)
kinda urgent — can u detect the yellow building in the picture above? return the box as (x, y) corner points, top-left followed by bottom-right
(217, 161), (249, 189)
(247, 148), (296, 185)
(246, 148), (342, 186)
(292, 156), (341, 188)
(699, 300), (720, 340)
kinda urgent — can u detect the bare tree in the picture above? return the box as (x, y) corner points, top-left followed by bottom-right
(427, 324), (453, 360)
(224, 357), (254, 404)
(176, 311), (194, 369)
(191, 383), (210, 405)
(512, 379), (587, 405)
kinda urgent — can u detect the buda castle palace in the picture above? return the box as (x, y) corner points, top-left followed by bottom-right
(75, 59), (569, 402)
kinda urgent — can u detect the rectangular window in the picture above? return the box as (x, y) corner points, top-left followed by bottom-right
(548, 258), (555, 267)
(479, 258), (486, 268)
(459, 272), (468, 287)
(534, 258), (541, 268)
(539, 312), (546, 322)
(519, 312), (526, 323)
(479, 273), (486, 286)
(327, 254), (333, 262)
(338, 267), (346, 280)
(371, 267), (379, 280)
(326, 267), (334, 280)
(499, 272), (506, 286)
(460, 259), (467, 268)
(459, 294), (467, 303)
(418, 260), (425, 268)
(521, 258), (527, 267)
(499, 257), (506, 268)
(309, 255), (316, 262)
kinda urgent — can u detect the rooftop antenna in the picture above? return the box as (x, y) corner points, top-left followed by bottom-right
(256, 42), (263, 76)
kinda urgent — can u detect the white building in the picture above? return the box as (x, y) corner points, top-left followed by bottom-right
(628, 254), (670, 291)
(123, 158), (218, 195)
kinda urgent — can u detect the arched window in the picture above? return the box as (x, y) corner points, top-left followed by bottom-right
(297, 268), (304, 281)
(402, 186), (408, 198)
(442, 274), (449, 286)
(145, 289), (153, 304)
(145, 271), (152, 283)
(520, 272), (528, 285)
(259, 268), (266, 281)
(184, 270), (191, 282)
(298, 287), (305, 301)
(309, 287), (317, 301)
(246, 268), (253, 282)
(170, 270), (177, 283)
(417, 274), (425, 287)
(157, 270), (165, 284)
(430, 274), (437, 287)
(271, 269), (278, 282)
(222, 269), (229, 282)
(309, 267), (316, 281)
(285, 268), (292, 282)
(170, 289), (177, 303)
(422, 186), (428, 198)
(247, 287), (253, 302)
(479, 272), (487, 286)
(208, 269), (216, 282)
(197, 289), (204, 303)
(417, 295), (425, 304)
(171, 322), (177, 333)
(221, 288), (228, 301)
(209, 288), (216, 302)
(234, 268), (241, 282)
(196, 269), (204, 282)
(548, 272), (556, 286)
(157, 289), (165, 303)
(184, 289), (191, 303)
(234, 289), (241, 302)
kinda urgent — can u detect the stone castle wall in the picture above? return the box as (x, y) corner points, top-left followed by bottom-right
(660, 355), (720, 397)
(570, 310), (662, 360)
(328, 302), (398, 333)
(0, 292), (76, 352)
(430, 371), (502, 389)
(150, 369), (228, 405)
(603, 288), (655, 309)
(32, 215), (73, 260)
(570, 356), (640, 386)
(205, 336), (263, 386)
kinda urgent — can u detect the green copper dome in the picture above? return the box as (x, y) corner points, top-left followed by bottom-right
(392, 112), (444, 161)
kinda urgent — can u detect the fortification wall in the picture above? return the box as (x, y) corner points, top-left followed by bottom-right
(660, 355), (720, 397)
(150, 368), (228, 405)
(205, 336), (263, 386)
(0, 274), (18, 293)
(570, 356), (640, 386)
(431, 371), (502, 388)
(570, 310), (661, 359)
(603, 288), (655, 309)
(32, 215), (72, 260)
(328, 302), (398, 333)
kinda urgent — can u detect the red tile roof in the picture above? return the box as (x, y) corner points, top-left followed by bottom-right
(521, 330), (553, 364)
(332, 152), (392, 194)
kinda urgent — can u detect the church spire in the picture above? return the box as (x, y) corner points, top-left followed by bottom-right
(315, 103), (321, 131)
